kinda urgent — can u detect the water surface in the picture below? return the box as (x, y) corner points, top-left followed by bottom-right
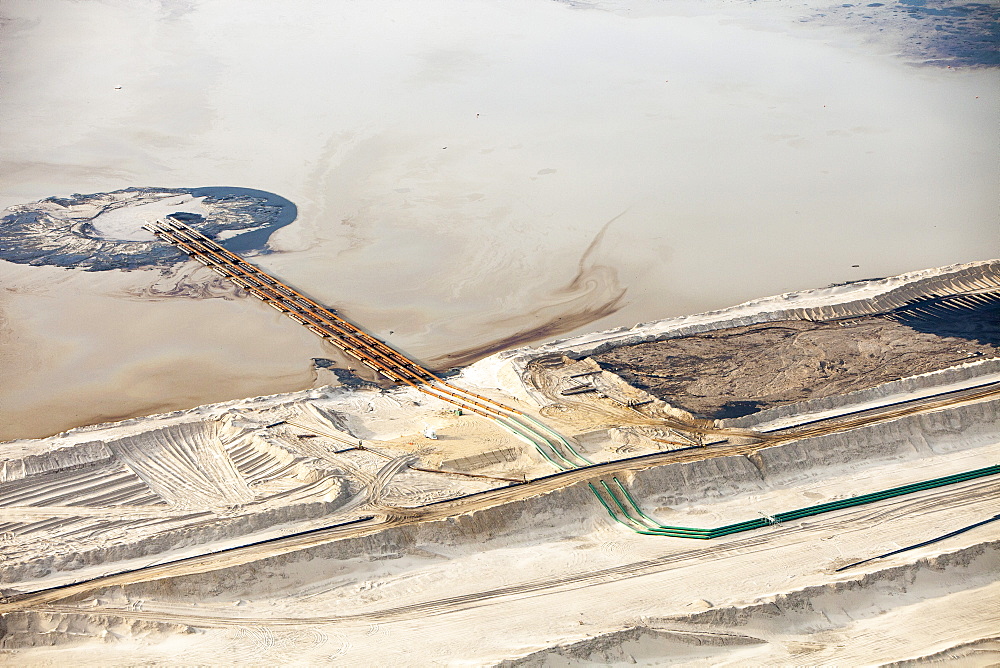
(0, 0), (996, 439)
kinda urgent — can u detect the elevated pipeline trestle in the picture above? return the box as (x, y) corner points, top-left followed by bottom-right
(143, 219), (590, 471)
(145, 218), (996, 539)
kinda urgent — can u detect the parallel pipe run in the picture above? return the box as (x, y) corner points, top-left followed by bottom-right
(155, 224), (429, 383)
(147, 219), (994, 540)
(590, 465), (1000, 539)
(149, 222), (553, 410)
(144, 219), (590, 473)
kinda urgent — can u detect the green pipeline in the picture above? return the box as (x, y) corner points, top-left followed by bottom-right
(590, 464), (1000, 539)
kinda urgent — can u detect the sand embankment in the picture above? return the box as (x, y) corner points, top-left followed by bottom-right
(99, 394), (999, 603)
(721, 357), (1000, 430)
(501, 540), (1000, 667)
(0, 441), (112, 484)
(500, 260), (1000, 361)
(0, 419), (353, 588)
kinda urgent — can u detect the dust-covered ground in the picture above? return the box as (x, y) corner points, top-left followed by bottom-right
(594, 297), (1000, 419)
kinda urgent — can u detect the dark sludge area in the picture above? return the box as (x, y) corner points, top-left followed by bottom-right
(0, 186), (297, 272)
(714, 400), (768, 420)
(186, 186), (299, 254)
(593, 292), (1000, 420)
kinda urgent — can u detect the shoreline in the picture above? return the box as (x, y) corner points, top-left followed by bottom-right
(3, 258), (996, 449)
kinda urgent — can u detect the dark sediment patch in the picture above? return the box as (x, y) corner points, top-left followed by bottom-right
(714, 400), (767, 420)
(430, 291), (626, 370)
(0, 186), (297, 272)
(312, 358), (383, 389)
(593, 293), (999, 420)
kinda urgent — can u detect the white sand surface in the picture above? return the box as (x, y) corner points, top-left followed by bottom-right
(653, 439), (1000, 526)
(11, 477), (998, 665)
(1, 0), (997, 440)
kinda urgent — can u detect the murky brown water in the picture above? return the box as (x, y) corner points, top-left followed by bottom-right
(1, 0), (997, 440)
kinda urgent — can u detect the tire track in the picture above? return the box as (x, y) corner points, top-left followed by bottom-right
(32, 479), (999, 627)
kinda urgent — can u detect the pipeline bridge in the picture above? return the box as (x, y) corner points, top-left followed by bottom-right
(143, 218), (998, 540)
(143, 222), (593, 465)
